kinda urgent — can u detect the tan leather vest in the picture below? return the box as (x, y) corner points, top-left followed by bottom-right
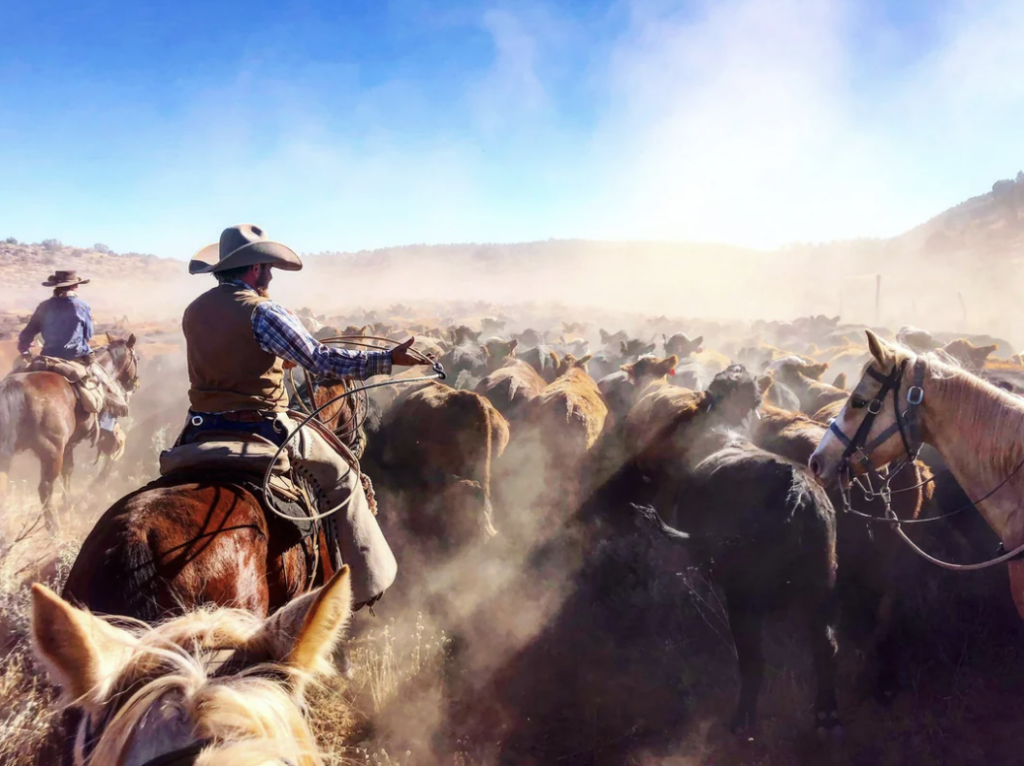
(183, 283), (289, 413)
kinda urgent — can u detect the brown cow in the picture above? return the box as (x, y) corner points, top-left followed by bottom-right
(513, 361), (609, 518)
(774, 362), (847, 416)
(368, 382), (510, 548)
(475, 358), (547, 420)
(942, 338), (998, 371)
(599, 354), (678, 422)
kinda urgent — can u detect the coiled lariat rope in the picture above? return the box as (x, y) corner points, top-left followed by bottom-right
(264, 338), (445, 524)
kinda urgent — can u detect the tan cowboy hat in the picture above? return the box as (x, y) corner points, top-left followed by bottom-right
(42, 269), (90, 288)
(188, 224), (303, 275)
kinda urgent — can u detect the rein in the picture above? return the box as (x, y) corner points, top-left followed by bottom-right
(828, 356), (1024, 570)
(261, 342), (445, 526)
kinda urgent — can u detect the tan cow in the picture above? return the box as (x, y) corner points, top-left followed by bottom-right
(510, 359), (609, 519)
(475, 358), (547, 420)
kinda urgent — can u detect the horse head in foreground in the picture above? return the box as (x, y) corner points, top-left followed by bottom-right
(32, 566), (353, 766)
(809, 329), (1024, 621)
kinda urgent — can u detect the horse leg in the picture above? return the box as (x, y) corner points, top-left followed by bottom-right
(805, 594), (841, 734)
(726, 596), (764, 734)
(38, 448), (63, 534)
(61, 442), (75, 506)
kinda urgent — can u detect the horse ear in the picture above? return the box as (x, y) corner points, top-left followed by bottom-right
(30, 584), (134, 705)
(865, 330), (890, 366)
(126, 333), (137, 349)
(254, 566), (353, 680)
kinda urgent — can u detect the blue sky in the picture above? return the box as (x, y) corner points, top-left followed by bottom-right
(1, 0), (1022, 259)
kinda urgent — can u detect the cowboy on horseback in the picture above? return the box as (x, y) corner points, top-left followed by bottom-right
(179, 224), (415, 608)
(2, 271), (138, 532)
(17, 270), (94, 362)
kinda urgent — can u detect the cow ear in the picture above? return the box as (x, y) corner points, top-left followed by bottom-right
(620, 341), (628, 355)
(480, 345), (489, 357)
(832, 372), (847, 390)
(508, 338), (519, 353)
(621, 362), (636, 381)
(660, 354), (679, 375)
(576, 354), (593, 367)
(756, 374), (773, 395)
(977, 344), (997, 363)
(126, 333), (137, 349)
(693, 336), (703, 348)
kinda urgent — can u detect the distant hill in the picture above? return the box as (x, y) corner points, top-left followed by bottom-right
(898, 173), (1024, 261)
(3, 173), (1024, 340)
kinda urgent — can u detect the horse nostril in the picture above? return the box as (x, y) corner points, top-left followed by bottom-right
(810, 458), (821, 477)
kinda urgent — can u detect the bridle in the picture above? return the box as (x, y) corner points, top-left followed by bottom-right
(828, 358), (927, 481)
(827, 355), (1024, 571)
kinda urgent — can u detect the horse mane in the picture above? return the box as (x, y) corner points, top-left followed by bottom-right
(871, 340), (1024, 478)
(80, 606), (325, 766)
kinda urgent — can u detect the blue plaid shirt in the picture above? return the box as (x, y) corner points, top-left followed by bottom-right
(18, 294), (94, 360)
(223, 280), (392, 379)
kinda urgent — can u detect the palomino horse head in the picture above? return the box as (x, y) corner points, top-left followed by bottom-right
(809, 330), (920, 486)
(32, 567), (353, 766)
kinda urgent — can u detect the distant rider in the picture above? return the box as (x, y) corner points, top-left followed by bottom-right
(181, 224), (420, 608)
(18, 270), (94, 361)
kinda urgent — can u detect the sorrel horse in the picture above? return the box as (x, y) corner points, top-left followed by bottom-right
(61, 382), (364, 622)
(809, 329), (1024, 621)
(32, 567), (353, 766)
(0, 336), (139, 530)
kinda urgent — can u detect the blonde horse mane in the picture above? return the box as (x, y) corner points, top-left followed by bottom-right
(78, 606), (326, 766)
(864, 335), (1024, 477)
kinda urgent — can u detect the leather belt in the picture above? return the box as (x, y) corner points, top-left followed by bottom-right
(218, 410), (274, 423)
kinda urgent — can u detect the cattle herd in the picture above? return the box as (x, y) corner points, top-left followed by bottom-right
(4, 301), (1024, 764)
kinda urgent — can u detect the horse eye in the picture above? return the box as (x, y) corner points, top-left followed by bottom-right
(850, 397), (867, 409)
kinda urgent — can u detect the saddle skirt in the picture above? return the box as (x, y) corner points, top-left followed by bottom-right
(14, 354), (128, 416)
(158, 433), (340, 565)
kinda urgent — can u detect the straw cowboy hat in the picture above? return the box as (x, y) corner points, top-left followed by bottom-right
(42, 270), (90, 288)
(188, 224), (303, 275)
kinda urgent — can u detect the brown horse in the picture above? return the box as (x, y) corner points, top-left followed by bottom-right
(0, 336), (139, 529)
(62, 383), (364, 622)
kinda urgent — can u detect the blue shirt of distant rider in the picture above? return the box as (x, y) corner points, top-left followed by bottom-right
(18, 293), (94, 360)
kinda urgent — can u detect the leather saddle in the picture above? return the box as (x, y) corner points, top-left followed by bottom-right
(158, 433), (338, 561)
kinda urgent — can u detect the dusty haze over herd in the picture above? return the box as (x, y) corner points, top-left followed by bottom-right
(3, 173), (1024, 345)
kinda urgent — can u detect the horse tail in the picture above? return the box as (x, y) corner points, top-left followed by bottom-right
(0, 377), (25, 469)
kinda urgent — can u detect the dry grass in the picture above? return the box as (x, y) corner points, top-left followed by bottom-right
(3, 443), (1024, 766)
